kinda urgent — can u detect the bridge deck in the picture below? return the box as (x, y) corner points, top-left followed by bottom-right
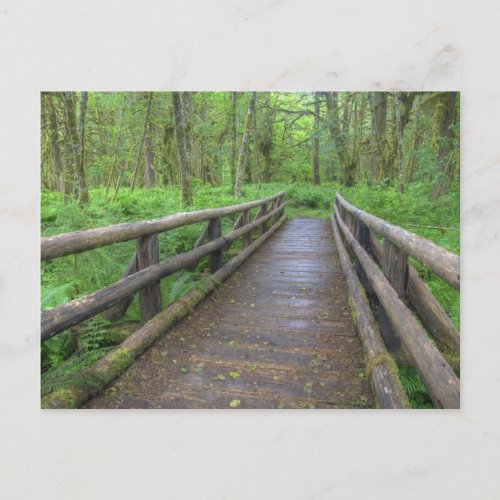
(85, 218), (375, 409)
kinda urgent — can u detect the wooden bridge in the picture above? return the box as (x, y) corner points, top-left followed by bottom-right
(41, 192), (460, 409)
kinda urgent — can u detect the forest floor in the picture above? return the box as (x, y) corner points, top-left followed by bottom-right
(41, 181), (459, 408)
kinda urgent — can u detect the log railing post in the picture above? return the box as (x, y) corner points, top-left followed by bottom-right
(208, 216), (223, 273)
(355, 219), (371, 291)
(378, 238), (408, 353)
(136, 234), (161, 322)
(102, 252), (138, 322)
(261, 202), (268, 234)
(242, 209), (251, 247)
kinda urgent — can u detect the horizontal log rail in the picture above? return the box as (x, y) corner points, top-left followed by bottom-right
(335, 192), (460, 289)
(369, 233), (460, 357)
(331, 215), (409, 409)
(42, 214), (288, 409)
(333, 193), (460, 409)
(42, 192), (285, 261)
(42, 198), (286, 341)
(334, 210), (459, 408)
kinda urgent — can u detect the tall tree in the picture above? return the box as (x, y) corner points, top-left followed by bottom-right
(105, 94), (127, 194)
(61, 92), (89, 203)
(234, 92), (256, 198)
(368, 92), (388, 183)
(258, 93), (275, 183)
(144, 96), (156, 188)
(46, 95), (63, 192)
(394, 92), (404, 193)
(173, 92), (193, 206)
(312, 93), (321, 185)
(131, 92), (153, 192)
(230, 92), (238, 184)
(431, 92), (457, 198)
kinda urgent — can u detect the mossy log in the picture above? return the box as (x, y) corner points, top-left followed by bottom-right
(369, 232), (460, 358)
(336, 192), (460, 290)
(41, 214), (287, 409)
(335, 210), (459, 409)
(41, 201), (286, 341)
(42, 191), (285, 261)
(331, 215), (409, 409)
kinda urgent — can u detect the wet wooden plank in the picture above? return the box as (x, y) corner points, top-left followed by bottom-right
(85, 218), (375, 409)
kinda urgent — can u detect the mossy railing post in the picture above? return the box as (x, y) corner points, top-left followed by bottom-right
(102, 252), (137, 322)
(378, 238), (408, 353)
(242, 209), (251, 247)
(260, 202), (268, 235)
(355, 219), (371, 292)
(208, 216), (223, 273)
(136, 234), (161, 321)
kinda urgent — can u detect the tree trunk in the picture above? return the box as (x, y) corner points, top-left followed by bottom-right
(47, 95), (63, 192)
(394, 92), (404, 193)
(62, 92), (89, 203)
(312, 94), (321, 185)
(432, 92), (457, 199)
(77, 92), (89, 203)
(324, 91), (341, 179)
(234, 92), (256, 198)
(231, 92), (238, 184)
(144, 96), (155, 188)
(172, 92), (193, 206)
(131, 92), (153, 192)
(368, 92), (387, 182)
(105, 94), (127, 194)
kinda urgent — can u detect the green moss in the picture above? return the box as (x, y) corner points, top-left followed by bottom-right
(366, 352), (398, 379)
(95, 347), (134, 385)
(41, 388), (77, 409)
(366, 352), (410, 408)
(347, 296), (358, 323)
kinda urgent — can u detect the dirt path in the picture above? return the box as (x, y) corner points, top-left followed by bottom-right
(84, 218), (374, 409)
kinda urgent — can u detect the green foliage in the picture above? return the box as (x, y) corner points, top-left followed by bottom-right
(41, 346), (113, 396)
(398, 366), (433, 409)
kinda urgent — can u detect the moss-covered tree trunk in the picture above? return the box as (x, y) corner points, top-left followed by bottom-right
(234, 92), (256, 198)
(144, 96), (155, 188)
(173, 92), (193, 206)
(432, 92), (457, 199)
(312, 93), (321, 185)
(47, 95), (63, 192)
(62, 92), (89, 203)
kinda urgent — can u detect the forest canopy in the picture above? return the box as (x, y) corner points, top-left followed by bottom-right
(41, 91), (459, 203)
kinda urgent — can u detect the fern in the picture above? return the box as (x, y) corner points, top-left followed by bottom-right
(399, 366), (433, 408)
(41, 347), (113, 396)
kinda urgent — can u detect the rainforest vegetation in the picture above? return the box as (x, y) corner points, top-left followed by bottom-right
(41, 91), (459, 407)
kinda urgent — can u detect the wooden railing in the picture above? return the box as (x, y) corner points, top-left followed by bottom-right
(41, 191), (286, 341)
(41, 192), (286, 408)
(332, 192), (460, 409)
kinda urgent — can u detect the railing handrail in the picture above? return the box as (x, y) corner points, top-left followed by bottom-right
(42, 191), (285, 261)
(335, 192), (459, 290)
(41, 201), (286, 340)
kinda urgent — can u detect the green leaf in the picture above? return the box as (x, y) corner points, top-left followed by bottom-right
(229, 399), (241, 408)
(180, 367), (187, 373)
(249, 364), (257, 371)
(229, 371), (240, 378)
